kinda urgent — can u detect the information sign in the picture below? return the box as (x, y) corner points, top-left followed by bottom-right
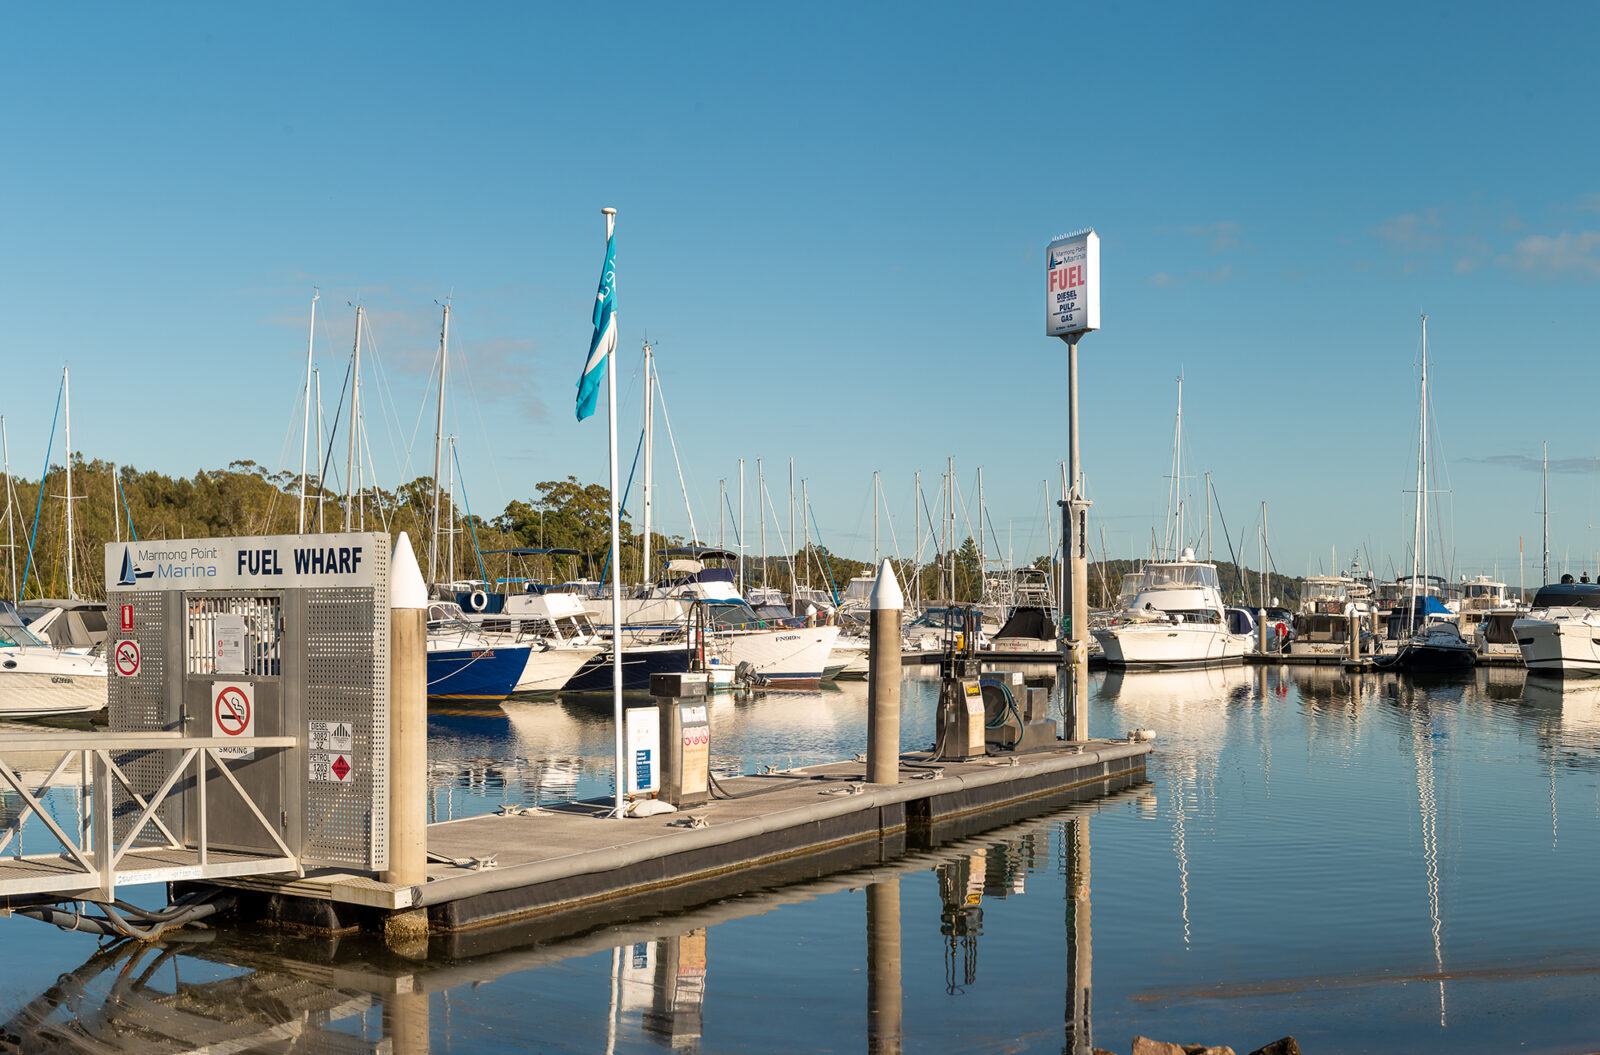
(1046, 230), (1100, 338)
(214, 613), (246, 674)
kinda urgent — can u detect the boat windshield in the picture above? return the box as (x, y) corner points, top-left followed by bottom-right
(0, 603), (46, 647)
(708, 602), (767, 630)
(1141, 564), (1220, 591)
(908, 608), (969, 630)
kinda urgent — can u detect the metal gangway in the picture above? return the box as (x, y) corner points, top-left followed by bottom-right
(0, 731), (299, 904)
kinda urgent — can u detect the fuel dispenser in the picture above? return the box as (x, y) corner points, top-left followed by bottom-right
(934, 607), (986, 761)
(650, 672), (711, 808)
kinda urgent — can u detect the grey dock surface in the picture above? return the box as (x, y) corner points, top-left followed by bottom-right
(214, 738), (1149, 936)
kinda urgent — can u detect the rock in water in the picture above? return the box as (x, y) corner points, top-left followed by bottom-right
(1131, 1040), (1189, 1055)
(1246, 1040), (1302, 1055)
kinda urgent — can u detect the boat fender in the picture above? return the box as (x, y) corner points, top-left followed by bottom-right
(468, 589), (489, 612)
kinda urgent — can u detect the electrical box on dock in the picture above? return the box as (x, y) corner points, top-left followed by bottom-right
(652, 672), (710, 807)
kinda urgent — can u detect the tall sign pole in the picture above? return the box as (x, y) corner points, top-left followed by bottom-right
(1047, 230), (1100, 742)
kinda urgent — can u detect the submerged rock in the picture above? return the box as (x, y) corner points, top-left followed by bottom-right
(1246, 1040), (1302, 1055)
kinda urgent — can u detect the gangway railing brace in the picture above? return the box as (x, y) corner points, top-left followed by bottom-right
(0, 732), (300, 905)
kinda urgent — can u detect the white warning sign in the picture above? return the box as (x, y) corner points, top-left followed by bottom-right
(308, 720), (354, 753)
(212, 681), (255, 760)
(309, 751), (354, 783)
(214, 613), (247, 674)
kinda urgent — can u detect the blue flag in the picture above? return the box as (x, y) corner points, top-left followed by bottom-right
(576, 231), (617, 421)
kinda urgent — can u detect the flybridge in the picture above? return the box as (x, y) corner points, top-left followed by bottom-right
(109, 532), (381, 591)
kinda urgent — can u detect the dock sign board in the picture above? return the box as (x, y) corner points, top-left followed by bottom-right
(1046, 230), (1100, 338)
(212, 681), (255, 760)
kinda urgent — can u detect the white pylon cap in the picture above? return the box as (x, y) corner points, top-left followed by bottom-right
(870, 559), (903, 611)
(390, 531), (428, 610)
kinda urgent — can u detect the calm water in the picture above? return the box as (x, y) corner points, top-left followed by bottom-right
(6, 665), (1600, 1053)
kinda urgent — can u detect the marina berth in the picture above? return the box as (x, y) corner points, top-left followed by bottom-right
(1512, 578), (1600, 676)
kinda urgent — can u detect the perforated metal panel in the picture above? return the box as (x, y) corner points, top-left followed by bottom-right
(107, 591), (184, 847)
(299, 536), (389, 869)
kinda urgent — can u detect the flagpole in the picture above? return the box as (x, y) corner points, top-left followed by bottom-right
(603, 207), (625, 819)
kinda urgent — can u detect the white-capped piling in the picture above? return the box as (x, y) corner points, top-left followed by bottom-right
(867, 877), (903, 1052)
(1348, 608), (1361, 662)
(867, 560), (903, 786)
(385, 533), (429, 940)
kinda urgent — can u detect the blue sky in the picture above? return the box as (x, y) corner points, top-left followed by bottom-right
(5, 3), (1599, 583)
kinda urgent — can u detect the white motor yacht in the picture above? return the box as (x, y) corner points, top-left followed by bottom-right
(1091, 551), (1252, 669)
(1512, 578), (1600, 675)
(0, 600), (107, 718)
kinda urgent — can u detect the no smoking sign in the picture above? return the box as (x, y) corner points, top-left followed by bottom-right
(212, 681), (255, 760)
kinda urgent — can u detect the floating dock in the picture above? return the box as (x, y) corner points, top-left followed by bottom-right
(208, 737), (1150, 936)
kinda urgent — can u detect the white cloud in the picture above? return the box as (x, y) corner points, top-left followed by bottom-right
(1497, 231), (1600, 279)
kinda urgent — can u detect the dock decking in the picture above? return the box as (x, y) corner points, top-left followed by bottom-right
(212, 737), (1150, 935)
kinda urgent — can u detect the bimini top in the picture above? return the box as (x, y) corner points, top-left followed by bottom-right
(1386, 595), (1452, 618)
(660, 546), (738, 563)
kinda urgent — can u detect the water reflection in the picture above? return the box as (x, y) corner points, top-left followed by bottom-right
(0, 790), (1137, 1055)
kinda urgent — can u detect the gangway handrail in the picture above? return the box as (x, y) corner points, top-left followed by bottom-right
(0, 734), (303, 903)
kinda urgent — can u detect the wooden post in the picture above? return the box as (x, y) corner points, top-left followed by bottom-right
(385, 532), (429, 947)
(1348, 608), (1361, 662)
(867, 560), (903, 786)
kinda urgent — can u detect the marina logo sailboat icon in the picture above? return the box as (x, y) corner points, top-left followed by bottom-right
(116, 548), (153, 586)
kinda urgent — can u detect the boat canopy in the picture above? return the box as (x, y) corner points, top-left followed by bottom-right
(1141, 563), (1221, 591)
(995, 607), (1056, 641)
(661, 547), (738, 563)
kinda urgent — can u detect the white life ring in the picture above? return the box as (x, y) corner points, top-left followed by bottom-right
(468, 589), (489, 612)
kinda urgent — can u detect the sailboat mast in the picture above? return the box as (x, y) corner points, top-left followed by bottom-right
(1542, 440), (1549, 584)
(113, 461), (121, 544)
(344, 306), (364, 531)
(1205, 472), (1212, 562)
(977, 466), (985, 603)
(298, 290), (318, 534)
(738, 458), (745, 594)
(718, 479), (725, 550)
(63, 366), (74, 599)
(429, 303), (450, 582)
(1170, 376), (1183, 559)
(802, 478), (810, 593)
(788, 459), (795, 604)
(1410, 315), (1428, 631)
(1, 416), (14, 600)
(914, 470), (922, 611)
(314, 368), (325, 532)
(446, 436), (457, 581)
(757, 458), (765, 589)
(642, 341), (654, 586)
